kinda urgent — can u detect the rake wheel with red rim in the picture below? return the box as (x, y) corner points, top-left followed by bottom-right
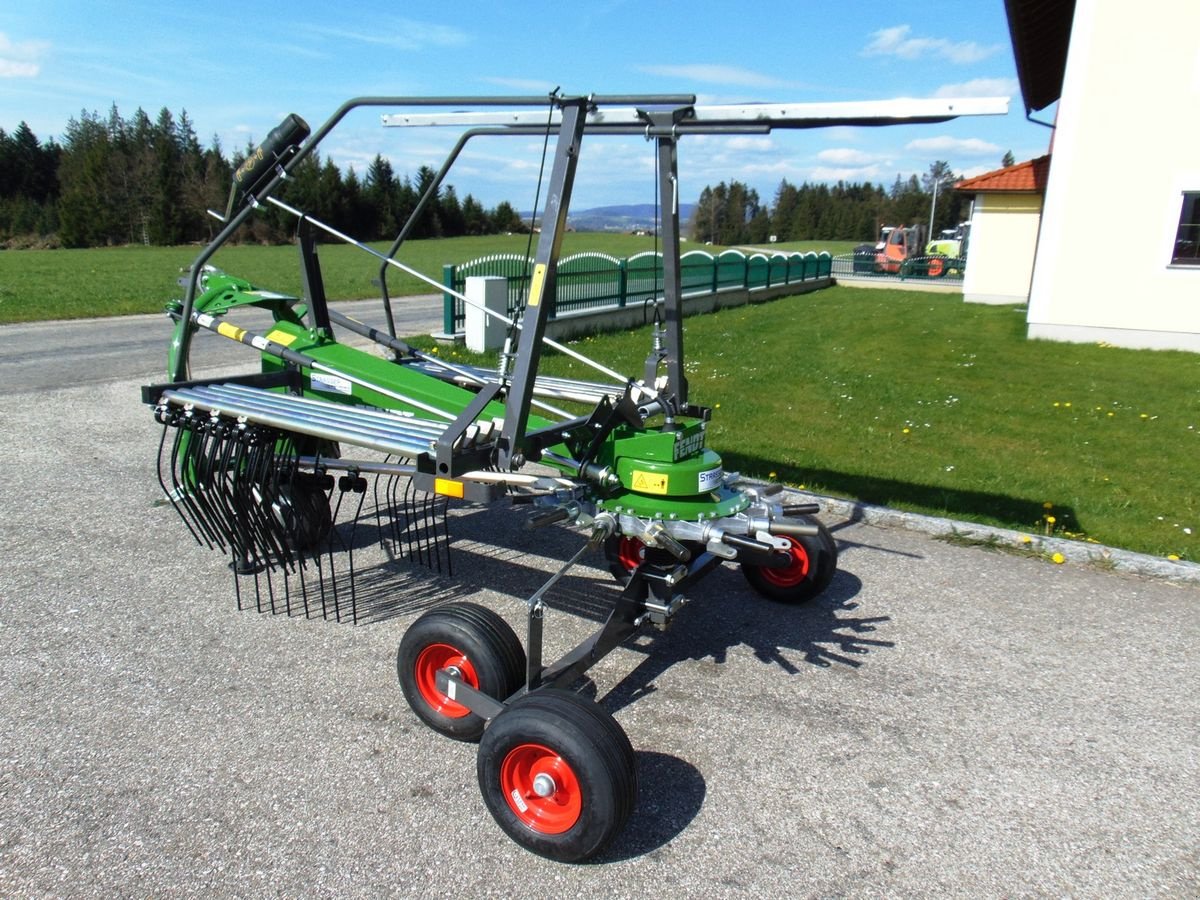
(741, 517), (838, 603)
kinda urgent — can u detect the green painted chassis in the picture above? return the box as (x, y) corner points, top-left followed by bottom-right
(169, 272), (751, 527)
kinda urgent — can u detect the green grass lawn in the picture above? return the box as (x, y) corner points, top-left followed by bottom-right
(0, 233), (749, 324)
(512, 286), (1198, 561)
(735, 240), (860, 255)
(6, 238), (1195, 560)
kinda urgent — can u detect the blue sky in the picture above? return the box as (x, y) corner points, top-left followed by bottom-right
(0, 1), (1053, 210)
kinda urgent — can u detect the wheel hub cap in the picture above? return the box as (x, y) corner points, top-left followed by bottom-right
(532, 773), (557, 798)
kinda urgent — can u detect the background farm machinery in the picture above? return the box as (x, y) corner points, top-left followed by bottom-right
(851, 221), (970, 278)
(144, 92), (1006, 861)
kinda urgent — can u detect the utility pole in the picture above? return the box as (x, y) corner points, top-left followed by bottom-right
(929, 177), (939, 239)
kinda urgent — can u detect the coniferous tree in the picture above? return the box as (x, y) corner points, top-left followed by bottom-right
(461, 193), (488, 235)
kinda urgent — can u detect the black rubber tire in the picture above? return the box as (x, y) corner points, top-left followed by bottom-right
(397, 602), (526, 742)
(477, 689), (636, 863)
(741, 517), (838, 603)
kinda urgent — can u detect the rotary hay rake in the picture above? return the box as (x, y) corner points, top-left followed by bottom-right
(144, 92), (1006, 861)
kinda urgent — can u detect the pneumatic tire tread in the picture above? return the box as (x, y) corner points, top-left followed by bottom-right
(397, 601), (526, 742)
(477, 688), (636, 862)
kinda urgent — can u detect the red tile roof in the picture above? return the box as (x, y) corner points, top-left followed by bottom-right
(956, 155), (1051, 193)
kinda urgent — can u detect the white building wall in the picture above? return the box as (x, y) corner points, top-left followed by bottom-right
(1026, 0), (1200, 351)
(963, 193), (1042, 305)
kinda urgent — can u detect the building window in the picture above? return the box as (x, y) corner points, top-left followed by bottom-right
(1171, 192), (1200, 265)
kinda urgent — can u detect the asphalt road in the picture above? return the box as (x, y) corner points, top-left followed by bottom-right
(0, 295), (444, 396)
(0, 317), (1197, 896)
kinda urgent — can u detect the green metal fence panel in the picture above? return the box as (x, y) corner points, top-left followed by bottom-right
(785, 252), (804, 283)
(445, 252), (533, 329)
(747, 254), (769, 289)
(796, 252), (816, 280)
(681, 250), (715, 294)
(442, 264), (457, 334)
(441, 245), (835, 332)
(766, 254), (788, 287)
(556, 252), (623, 313)
(625, 251), (664, 307)
(716, 249), (747, 290)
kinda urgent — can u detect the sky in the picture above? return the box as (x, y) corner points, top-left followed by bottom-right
(0, 1), (1054, 211)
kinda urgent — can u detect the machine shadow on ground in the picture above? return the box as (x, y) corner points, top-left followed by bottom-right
(721, 452), (1078, 537)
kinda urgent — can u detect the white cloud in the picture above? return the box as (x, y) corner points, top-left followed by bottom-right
(933, 77), (1020, 98)
(0, 32), (48, 79)
(723, 136), (774, 152)
(863, 25), (1000, 65)
(0, 59), (37, 78)
(817, 147), (883, 166)
(810, 165), (886, 182)
(301, 18), (469, 51)
(906, 135), (1001, 156)
(636, 63), (788, 88)
(957, 164), (994, 179)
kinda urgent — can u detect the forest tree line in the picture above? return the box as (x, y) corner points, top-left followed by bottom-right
(3, 106), (1010, 250)
(0, 107), (527, 248)
(687, 158), (996, 246)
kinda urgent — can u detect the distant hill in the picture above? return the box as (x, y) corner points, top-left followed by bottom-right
(524, 203), (698, 233)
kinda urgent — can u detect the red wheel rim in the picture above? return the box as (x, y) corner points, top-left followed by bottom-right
(616, 537), (645, 573)
(500, 743), (582, 834)
(760, 535), (811, 588)
(413, 643), (479, 718)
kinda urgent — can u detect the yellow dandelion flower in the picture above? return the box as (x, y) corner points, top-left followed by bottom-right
(1046, 515), (1056, 525)
(902, 427), (911, 434)
(1051, 552), (1065, 564)
(1020, 536), (1032, 545)
(1043, 502), (1054, 510)
(768, 471), (777, 479)
(1167, 554), (1180, 561)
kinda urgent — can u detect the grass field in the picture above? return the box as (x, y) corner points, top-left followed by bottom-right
(416, 286), (1199, 561)
(6, 239), (1195, 560)
(0, 233), (764, 324)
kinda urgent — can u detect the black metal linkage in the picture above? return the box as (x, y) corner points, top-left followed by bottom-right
(536, 576), (649, 689)
(498, 98), (589, 470)
(297, 218), (332, 335)
(656, 130), (688, 409)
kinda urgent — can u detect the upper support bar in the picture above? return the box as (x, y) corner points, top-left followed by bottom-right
(383, 96), (1010, 131)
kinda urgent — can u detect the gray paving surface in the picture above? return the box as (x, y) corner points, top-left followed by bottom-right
(0, 295), (442, 396)
(1, 353), (1198, 895)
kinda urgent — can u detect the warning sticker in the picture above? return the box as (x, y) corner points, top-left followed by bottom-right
(631, 470), (669, 495)
(265, 328), (297, 347)
(311, 373), (352, 395)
